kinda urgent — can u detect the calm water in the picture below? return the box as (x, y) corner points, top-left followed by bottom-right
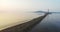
(30, 13), (60, 32)
(0, 12), (43, 30)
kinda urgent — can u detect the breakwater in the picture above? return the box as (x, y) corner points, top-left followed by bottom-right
(0, 13), (48, 32)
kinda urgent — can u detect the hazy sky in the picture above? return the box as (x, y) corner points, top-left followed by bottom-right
(0, 0), (60, 12)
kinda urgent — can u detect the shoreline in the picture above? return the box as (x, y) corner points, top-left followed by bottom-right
(0, 13), (48, 32)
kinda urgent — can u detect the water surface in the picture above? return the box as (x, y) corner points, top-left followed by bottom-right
(30, 13), (60, 32)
